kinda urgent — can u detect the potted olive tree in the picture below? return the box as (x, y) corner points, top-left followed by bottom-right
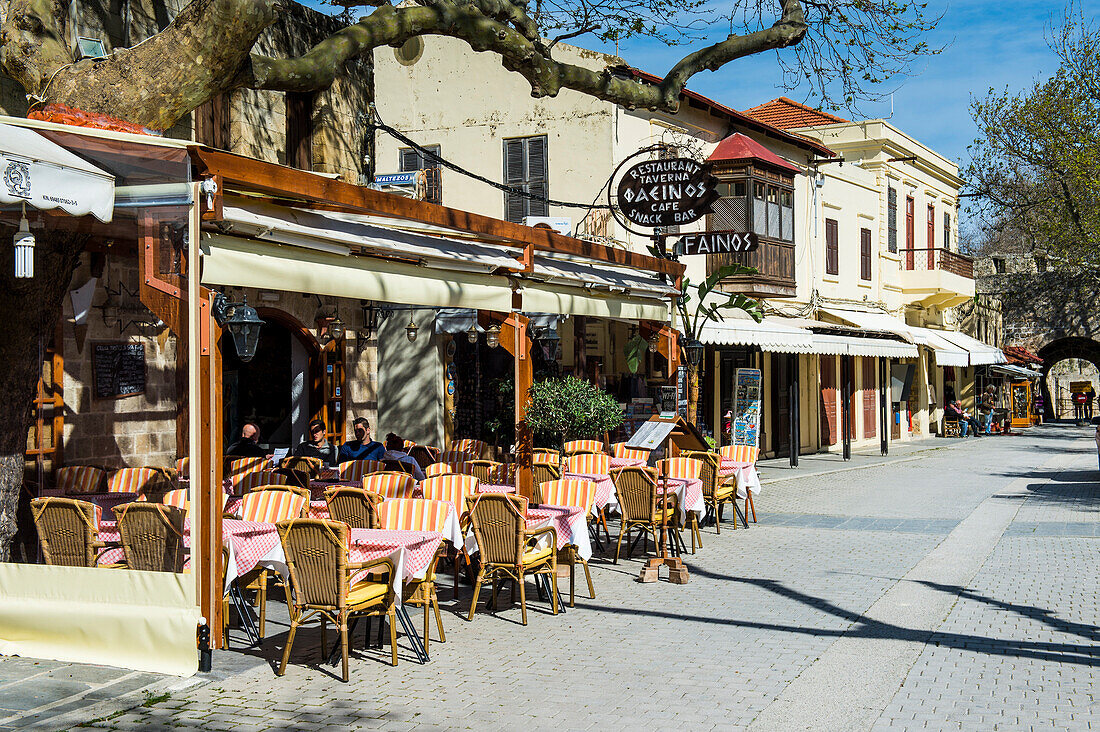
(524, 376), (624, 468)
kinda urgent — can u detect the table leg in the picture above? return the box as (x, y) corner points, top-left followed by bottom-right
(394, 605), (429, 663)
(227, 581), (262, 648)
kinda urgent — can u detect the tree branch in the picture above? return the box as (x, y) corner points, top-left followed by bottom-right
(0, 0), (72, 96)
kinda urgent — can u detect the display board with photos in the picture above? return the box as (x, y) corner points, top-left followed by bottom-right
(732, 368), (762, 447)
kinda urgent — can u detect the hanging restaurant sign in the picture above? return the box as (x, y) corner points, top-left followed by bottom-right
(675, 231), (759, 256)
(616, 157), (719, 228)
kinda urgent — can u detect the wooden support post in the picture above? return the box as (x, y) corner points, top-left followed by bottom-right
(478, 310), (534, 501)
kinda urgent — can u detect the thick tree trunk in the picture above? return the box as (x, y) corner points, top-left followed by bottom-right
(0, 228), (86, 561)
(686, 365), (700, 428)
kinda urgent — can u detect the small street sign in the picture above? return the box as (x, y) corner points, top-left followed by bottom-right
(374, 172), (418, 186)
(617, 157), (718, 228)
(675, 231), (759, 256)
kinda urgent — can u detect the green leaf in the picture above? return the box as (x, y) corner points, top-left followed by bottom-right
(623, 334), (649, 374)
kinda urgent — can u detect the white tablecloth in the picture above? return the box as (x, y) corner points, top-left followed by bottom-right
(602, 478), (704, 525)
(720, 460), (762, 499)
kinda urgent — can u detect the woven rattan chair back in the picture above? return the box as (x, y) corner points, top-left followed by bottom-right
(657, 457), (703, 481)
(563, 439), (605, 456)
(421, 474), (479, 510)
(720, 444), (760, 464)
(681, 451), (720, 498)
(425, 461), (470, 477)
(362, 472), (416, 499)
(383, 459), (417, 476)
(324, 487), (382, 529)
(532, 463), (562, 500)
(113, 502), (185, 572)
(30, 497), (99, 567)
(610, 467), (658, 523)
(236, 470), (288, 493)
(612, 442), (651, 461)
(55, 465), (106, 494)
(565, 453), (611, 476)
(378, 499), (449, 533)
(449, 439), (487, 459)
(408, 445), (439, 469)
(439, 449), (474, 463)
(337, 460), (386, 482)
(467, 493), (527, 566)
(466, 460), (502, 485)
(277, 519), (349, 609)
(226, 457), (268, 485)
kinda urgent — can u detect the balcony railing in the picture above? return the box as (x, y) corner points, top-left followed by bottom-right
(898, 248), (974, 279)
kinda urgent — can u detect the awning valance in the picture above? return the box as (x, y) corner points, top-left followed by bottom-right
(817, 306), (916, 340)
(697, 311), (814, 353)
(200, 234), (517, 310)
(520, 282), (670, 322)
(808, 333), (919, 358)
(989, 364), (1041, 379)
(530, 255), (678, 298)
(0, 122), (115, 222)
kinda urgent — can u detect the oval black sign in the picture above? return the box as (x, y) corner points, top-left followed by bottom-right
(617, 157), (719, 228)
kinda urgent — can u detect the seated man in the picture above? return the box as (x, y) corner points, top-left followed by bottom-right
(944, 400), (979, 437)
(339, 417), (385, 463)
(381, 433), (426, 481)
(226, 422), (269, 458)
(293, 419), (339, 466)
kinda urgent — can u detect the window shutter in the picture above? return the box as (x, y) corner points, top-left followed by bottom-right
(400, 148), (420, 172)
(504, 139), (526, 184)
(943, 212), (951, 250)
(527, 180), (549, 218)
(526, 136), (547, 184)
(860, 228), (870, 280)
(887, 187), (897, 253)
(825, 218), (839, 275)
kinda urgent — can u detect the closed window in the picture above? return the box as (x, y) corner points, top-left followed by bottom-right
(400, 145), (442, 205)
(887, 187), (898, 253)
(943, 212), (951, 250)
(503, 136), (548, 223)
(780, 189), (794, 242)
(860, 228), (872, 280)
(825, 218), (839, 275)
(285, 92), (314, 171)
(927, 204), (935, 247)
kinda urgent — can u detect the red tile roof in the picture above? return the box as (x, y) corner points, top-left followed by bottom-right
(741, 97), (849, 131)
(624, 69), (834, 158)
(1003, 346), (1042, 365)
(707, 132), (801, 173)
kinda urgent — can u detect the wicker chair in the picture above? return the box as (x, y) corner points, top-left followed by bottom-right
(55, 465), (106, 494)
(159, 488), (190, 511)
(362, 472), (416, 499)
(277, 456), (322, 490)
(539, 479), (597, 606)
(466, 460), (503, 485)
(112, 502), (186, 572)
(439, 450), (474, 463)
(465, 493), (559, 624)
(531, 463), (562, 500)
(236, 470), (288, 494)
(609, 467), (682, 563)
(656, 457), (703, 552)
(532, 448), (560, 464)
(383, 459), (417, 477)
(565, 453), (611, 476)
(337, 460), (386, 482)
(420, 474), (479, 599)
(611, 442), (651, 461)
(377, 499), (449, 656)
(683, 449), (737, 532)
(107, 467), (174, 502)
(449, 438), (488, 459)
(30, 497), (118, 567)
(563, 439), (605, 456)
(408, 445), (439, 469)
(276, 519), (399, 680)
(324, 487), (383, 529)
(719, 444), (760, 523)
(425, 461), (471, 478)
(226, 457), (269, 489)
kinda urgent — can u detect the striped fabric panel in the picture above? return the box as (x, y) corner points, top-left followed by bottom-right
(237, 471), (288, 493)
(532, 452), (559, 465)
(56, 466), (105, 494)
(176, 458), (190, 479)
(425, 461), (473, 477)
(612, 443), (651, 461)
(540, 479), (597, 516)
(720, 445), (759, 464)
(226, 458), (269, 486)
(402, 439), (417, 450)
(564, 439), (606, 455)
(338, 460), (386, 481)
(107, 468), (159, 494)
(420, 474), (479, 508)
(565, 453), (611, 476)
(449, 439), (487, 458)
(660, 457), (702, 480)
(378, 499), (449, 533)
(239, 490), (307, 523)
(439, 450), (474, 463)
(362, 473), (416, 499)
(160, 488), (190, 510)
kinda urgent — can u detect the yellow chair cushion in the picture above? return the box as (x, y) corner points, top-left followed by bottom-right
(651, 510), (678, 524)
(522, 545), (553, 566)
(714, 484), (736, 500)
(347, 580), (389, 607)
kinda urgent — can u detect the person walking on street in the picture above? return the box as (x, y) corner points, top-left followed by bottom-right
(979, 385), (997, 434)
(1073, 391), (1087, 422)
(1086, 389), (1095, 420)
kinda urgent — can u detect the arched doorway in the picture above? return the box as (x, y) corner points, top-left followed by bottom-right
(1038, 337), (1100, 420)
(221, 309), (321, 450)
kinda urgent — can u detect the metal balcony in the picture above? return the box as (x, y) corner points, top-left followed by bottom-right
(897, 248), (975, 308)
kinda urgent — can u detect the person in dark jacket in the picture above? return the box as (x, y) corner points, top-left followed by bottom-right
(294, 419), (338, 465)
(381, 433), (426, 481)
(944, 400), (980, 437)
(226, 422), (269, 458)
(339, 417), (385, 462)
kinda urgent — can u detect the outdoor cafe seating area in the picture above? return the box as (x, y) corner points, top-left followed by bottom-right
(29, 437), (763, 680)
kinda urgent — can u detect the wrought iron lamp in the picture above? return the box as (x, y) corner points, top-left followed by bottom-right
(683, 338), (705, 368)
(405, 317), (419, 342)
(212, 293), (264, 362)
(485, 324), (501, 349)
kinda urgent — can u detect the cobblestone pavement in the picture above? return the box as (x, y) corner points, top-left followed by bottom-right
(85, 425), (1098, 731)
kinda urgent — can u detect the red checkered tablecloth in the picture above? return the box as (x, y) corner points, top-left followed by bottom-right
(348, 529), (443, 585)
(527, 505), (585, 551)
(477, 484), (516, 494)
(719, 459), (761, 498)
(609, 457), (647, 468)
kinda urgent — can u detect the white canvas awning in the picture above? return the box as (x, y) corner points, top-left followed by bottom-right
(934, 330), (1007, 365)
(0, 122), (114, 222)
(530, 255), (678, 298)
(818, 306), (917, 341)
(808, 333), (919, 358)
(908, 326), (971, 367)
(521, 282), (670, 321)
(697, 310), (815, 353)
(991, 364), (1041, 379)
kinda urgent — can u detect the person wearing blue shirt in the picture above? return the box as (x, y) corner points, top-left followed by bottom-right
(339, 417), (385, 462)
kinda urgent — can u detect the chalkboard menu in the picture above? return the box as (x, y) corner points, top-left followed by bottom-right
(93, 342), (146, 399)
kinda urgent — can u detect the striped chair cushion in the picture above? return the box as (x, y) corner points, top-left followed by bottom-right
(107, 467), (161, 494)
(539, 479), (598, 517)
(175, 457), (190, 479)
(439, 449), (474, 463)
(612, 442), (651, 461)
(378, 499), (449, 533)
(402, 439), (417, 451)
(226, 457), (269, 488)
(449, 439), (487, 458)
(659, 457), (702, 480)
(425, 461), (473, 477)
(55, 466), (105, 494)
(338, 460), (386, 482)
(564, 439), (605, 456)
(565, 453), (611, 476)
(237, 471), (288, 493)
(160, 488), (190, 510)
(239, 489), (307, 523)
(362, 472), (416, 500)
(532, 452), (559, 465)
(720, 445), (759, 464)
(420, 474), (480, 510)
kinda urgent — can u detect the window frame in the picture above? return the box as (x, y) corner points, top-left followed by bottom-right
(399, 144), (443, 205)
(502, 135), (549, 224)
(860, 228), (872, 280)
(825, 218), (839, 276)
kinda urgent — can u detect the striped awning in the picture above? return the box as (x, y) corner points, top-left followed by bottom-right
(697, 311), (814, 353)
